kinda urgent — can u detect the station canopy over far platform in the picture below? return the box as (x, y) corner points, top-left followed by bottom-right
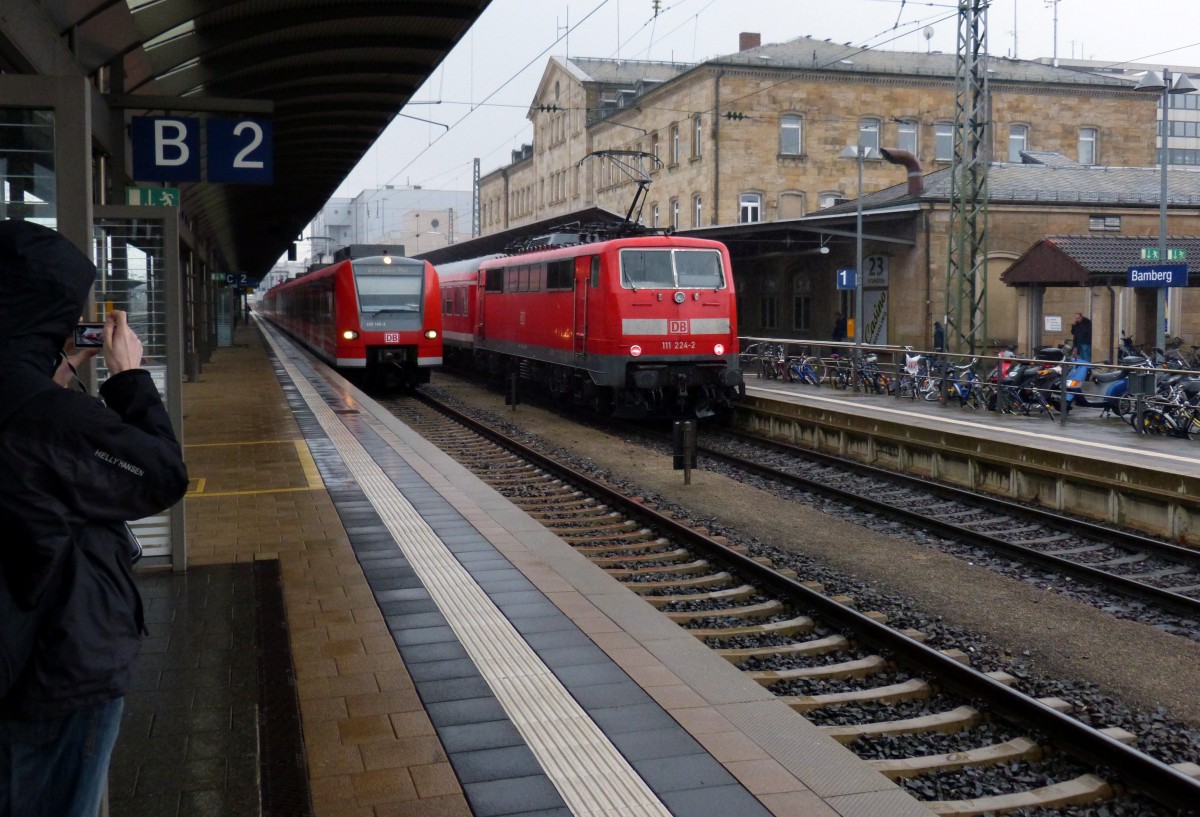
(417, 207), (632, 266)
(1003, 235), (1200, 287)
(3, 0), (494, 275)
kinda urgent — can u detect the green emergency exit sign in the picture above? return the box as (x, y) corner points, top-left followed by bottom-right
(1141, 247), (1186, 261)
(126, 187), (180, 207)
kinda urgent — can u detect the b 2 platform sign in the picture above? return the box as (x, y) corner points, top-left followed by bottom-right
(836, 268), (857, 290)
(131, 116), (274, 184)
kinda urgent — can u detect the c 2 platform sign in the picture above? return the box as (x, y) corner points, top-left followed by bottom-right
(131, 116), (273, 184)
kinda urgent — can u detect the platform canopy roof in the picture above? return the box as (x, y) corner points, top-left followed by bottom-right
(1003, 235), (1200, 286)
(2, 0), (493, 275)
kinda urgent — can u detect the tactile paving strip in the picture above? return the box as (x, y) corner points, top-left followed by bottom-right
(262, 330), (673, 817)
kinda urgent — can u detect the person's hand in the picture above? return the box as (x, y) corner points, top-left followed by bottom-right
(53, 339), (99, 388)
(102, 310), (144, 375)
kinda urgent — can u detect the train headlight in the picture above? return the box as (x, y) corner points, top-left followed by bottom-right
(714, 343), (725, 355)
(424, 329), (438, 339)
(342, 330), (359, 340)
(673, 291), (685, 304)
(630, 345), (643, 357)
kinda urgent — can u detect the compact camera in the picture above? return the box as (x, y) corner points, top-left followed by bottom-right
(73, 323), (105, 348)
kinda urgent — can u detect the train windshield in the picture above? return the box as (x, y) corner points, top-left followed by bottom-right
(355, 268), (423, 314)
(619, 249), (724, 289)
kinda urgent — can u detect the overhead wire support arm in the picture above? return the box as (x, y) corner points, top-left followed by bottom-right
(577, 149), (664, 231)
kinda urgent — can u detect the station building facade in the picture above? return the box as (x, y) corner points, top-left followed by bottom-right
(479, 34), (1156, 237)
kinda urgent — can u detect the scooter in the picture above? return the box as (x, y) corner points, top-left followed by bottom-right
(1064, 334), (1155, 416)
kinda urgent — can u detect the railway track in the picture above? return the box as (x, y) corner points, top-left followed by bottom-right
(687, 425), (1200, 627)
(378, 390), (1200, 817)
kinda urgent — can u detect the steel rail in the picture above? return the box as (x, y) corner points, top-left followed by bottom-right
(414, 391), (1200, 812)
(699, 426), (1200, 618)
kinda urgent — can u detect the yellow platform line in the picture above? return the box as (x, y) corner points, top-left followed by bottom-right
(187, 486), (324, 498)
(185, 440), (325, 497)
(294, 440), (323, 489)
(184, 439), (301, 448)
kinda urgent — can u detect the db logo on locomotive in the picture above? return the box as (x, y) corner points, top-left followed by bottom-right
(669, 320), (689, 334)
(384, 332), (400, 343)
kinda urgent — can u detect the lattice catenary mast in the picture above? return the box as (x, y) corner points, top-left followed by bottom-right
(945, 0), (990, 354)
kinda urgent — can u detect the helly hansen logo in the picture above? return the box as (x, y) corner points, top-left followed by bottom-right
(669, 320), (689, 334)
(95, 449), (145, 477)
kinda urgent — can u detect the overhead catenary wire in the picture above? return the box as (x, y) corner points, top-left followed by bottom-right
(352, 0), (1200, 222)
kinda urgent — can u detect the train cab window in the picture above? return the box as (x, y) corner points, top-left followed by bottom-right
(621, 251), (674, 288)
(590, 256), (600, 287)
(485, 268), (504, 292)
(620, 249), (724, 289)
(355, 270), (422, 313)
(675, 250), (724, 288)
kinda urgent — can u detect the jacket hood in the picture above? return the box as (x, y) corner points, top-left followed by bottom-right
(0, 220), (97, 424)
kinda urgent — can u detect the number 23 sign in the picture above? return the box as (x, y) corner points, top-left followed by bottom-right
(863, 255), (889, 288)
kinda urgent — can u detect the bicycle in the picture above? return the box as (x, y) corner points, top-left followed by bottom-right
(786, 353), (825, 386)
(943, 359), (984, 409)
(826, 354), (851, 389)
(993, 360), (1060, 419)
(895, 348), (932, 399)
(837, 352), (888, 394)
(756, 344), (787, 380)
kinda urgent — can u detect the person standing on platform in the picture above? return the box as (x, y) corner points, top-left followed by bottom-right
(829, 311), (848, 357)
(0, 220), (188, 817)
(933, 321), (946, 353)
(831, 312), (847, 343)
(1071, 312), (1093, 362)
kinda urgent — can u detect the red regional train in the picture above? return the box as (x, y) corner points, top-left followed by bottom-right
(439, 232), (744, 417)
(259, 250), (442, 389)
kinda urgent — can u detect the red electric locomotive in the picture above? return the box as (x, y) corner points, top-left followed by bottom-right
(260, 251), (442, 389)
(439, 233), (744, 417)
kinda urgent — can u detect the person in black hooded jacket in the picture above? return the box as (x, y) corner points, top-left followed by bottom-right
(0, 220), (188, 817)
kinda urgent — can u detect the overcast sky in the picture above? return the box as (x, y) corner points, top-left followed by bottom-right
(328, 0), (1200, 204)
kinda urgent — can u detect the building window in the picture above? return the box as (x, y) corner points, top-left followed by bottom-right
(760, 296), (777, 329)
(693, 115), (702, 158)
(859, 117), (881, 154)
(1008, 124), (1028, 162)
(778, 191), (805, 219)
(793, 295), (811, 333)
(897, 119), (918, 155)
(651, 204), (659, 227)
(651, 132), (660, 163)
(693, 195), (703, 227)
(739, 192), (762, 223)
(1089, 215), (1121, 232)
(671, 125), (680, 164)
(818, 192), (841, 209)
(780, 114), (802, 155)
(935, 122), (954, 161)
(670, 198), (679, 230)
(1079, 127), (1097, 165)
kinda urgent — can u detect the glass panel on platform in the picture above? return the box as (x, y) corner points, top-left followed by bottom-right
(92, 217), (173, 558)
(0, 108), (56, 227)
